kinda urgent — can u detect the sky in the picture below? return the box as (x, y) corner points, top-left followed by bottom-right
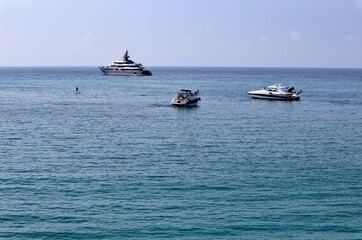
(0, 0), (362, 68)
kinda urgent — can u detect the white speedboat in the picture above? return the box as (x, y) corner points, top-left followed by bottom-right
(247, 83), (302, 100)
(99, 50), (152, 76)
(171, 90), (201, 106)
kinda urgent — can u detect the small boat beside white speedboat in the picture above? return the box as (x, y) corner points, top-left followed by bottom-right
(171, 90), (201, 106)
(247, 83), (302, 100)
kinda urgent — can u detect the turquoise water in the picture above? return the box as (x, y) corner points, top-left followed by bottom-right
(0, 67), (361, 239)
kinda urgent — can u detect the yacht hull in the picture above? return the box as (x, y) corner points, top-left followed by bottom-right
(247, 92), (300, 100)
(99, 67), (152, 76)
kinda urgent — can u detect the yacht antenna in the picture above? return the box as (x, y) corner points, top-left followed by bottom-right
(123, 50), (130, 61)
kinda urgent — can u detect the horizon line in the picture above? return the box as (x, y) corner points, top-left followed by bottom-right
(0, 65), (362, 70)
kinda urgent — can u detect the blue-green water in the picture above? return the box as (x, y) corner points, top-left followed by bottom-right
(0, 67), (361, 239)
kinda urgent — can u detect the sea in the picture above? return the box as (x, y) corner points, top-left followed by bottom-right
(0, 67), (361, 239)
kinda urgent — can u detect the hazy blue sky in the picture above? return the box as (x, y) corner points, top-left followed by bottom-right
(1, 0), (362, 67)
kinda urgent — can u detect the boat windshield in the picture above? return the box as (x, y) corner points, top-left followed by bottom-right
(267, 84), (288, 92)
(177, 93), (189, 98)
(177, 90), (192, 93)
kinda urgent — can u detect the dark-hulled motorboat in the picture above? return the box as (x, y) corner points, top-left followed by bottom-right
(171, 90), (201, 106)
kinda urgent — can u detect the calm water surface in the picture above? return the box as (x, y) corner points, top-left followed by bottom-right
(0, 67), (361, 239)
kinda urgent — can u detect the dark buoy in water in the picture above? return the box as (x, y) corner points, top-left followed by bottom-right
(75, 86), (81, 94)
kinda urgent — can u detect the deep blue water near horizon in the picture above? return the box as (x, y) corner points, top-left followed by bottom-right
(0, 67), (361, 239)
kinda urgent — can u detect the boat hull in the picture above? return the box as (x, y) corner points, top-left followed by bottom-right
(247, 92), (300, 100)
(99, 67), (152, 76)
(171, 98), (200, 106)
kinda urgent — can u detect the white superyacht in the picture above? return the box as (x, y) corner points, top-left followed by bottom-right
(99, 50), (152, 76)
